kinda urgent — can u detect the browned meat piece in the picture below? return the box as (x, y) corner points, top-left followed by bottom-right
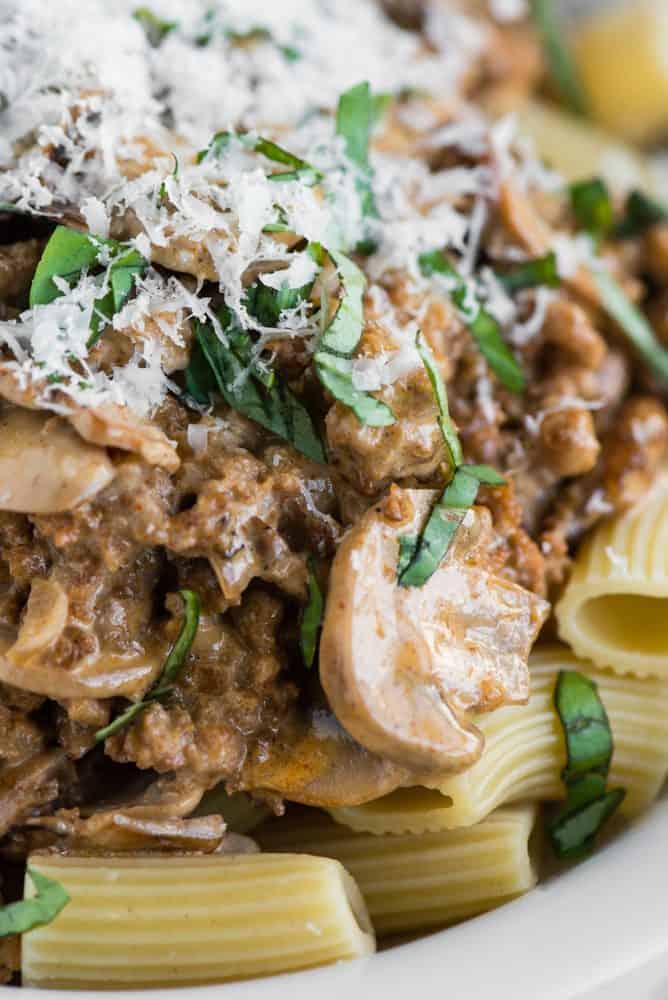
(540, 299), (606, 369)
(167, 451), (317, 603)
(0, 239), (44, 302)
(600, 396), (668, 509)
(326, 367), (445, 495)
(479, 483), (547, 596)
(644, 225), (668, 286)
(107, 589), (298, 783)
(0, 936), (19, 985)
(540, 395), (668, 589)
(0, 704), (45, 765)
(0, 752), (66, 837)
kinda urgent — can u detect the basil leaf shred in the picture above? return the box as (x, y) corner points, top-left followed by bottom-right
(95, 590), (201, 743)
(549, 670), (626, 859)
(300, 562), (324, 668)
(592, 269), (668, 385)
(0, 869), (69, 938)
(419, 249), (526, 393)
(133, 7), (177, 46)
(186, 306), (325, 462)
(313, 249), (395, 427)
(198, 131), (322, 186)
(497, 252), (561, 294)
(569, 178), (613, 239)
(29, 226), (147, 348)
(529, 0), (589, 116)
(615, 190), (668, 239)
(336, 81), (379, 254)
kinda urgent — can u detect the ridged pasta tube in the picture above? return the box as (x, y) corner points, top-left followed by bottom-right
(21, 853), (375, 989)
(256, 805), (538, 936)
(517, 99), (653, 191)
(330, 646), (668, 834)
(556, 473), (668, 677)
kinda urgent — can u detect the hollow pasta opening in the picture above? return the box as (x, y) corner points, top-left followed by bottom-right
(577, 594), (668, 656)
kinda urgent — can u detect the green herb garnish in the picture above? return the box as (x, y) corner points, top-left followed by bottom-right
(0, 869), (69, 938)
(529, 0), (588, 116)
(592, 269), (668, 385)
(419, 249), (526, 393)
(300, 561), (324, 668)
(398, 464), (504, 588)
(615, 190), (668, 239)
(185, 306), (325, 461)
(133, 7), (177, 46)
(397, 332), (504, 588)
(336, 82), (379, 254)
(29, 226), (147, 348)
(197, 131), (322, 186)
(414, 332), (462, 467)
(313, 249), (395, 427)
(497, 251), (561, 294)
(569, 178), (613, 239)
(549, 670), (625, 859)
(95, 590), (200, 743)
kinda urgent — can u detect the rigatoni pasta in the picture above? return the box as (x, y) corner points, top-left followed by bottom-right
(556, 472), (668, 677)
(330, 647), (668, 834)
(256, 805), (538, 935)
(21, 853), (375, 989)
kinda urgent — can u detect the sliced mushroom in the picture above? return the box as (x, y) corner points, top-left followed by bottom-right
(320, 489), (550, 774)
(0, 408), (115, 513)
(0, 367), (179, 473)
(7, 578), (69, 663)
(239, 706), (412, 808)
(0, 627), (169, 701)
(68, 403), (179, 472)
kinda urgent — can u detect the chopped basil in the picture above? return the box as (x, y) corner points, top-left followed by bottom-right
(336, 82), (379, 254)
(398, 331), (505, 587)
(95, 590), (200, 744)
(300, 562), (324, 668)
(615, 190), (668, 239)
(0, 869), (69, 937)
(398, 464), (502, 588)
(29, 226), (147, 348)
(313, 250), (395, 427)
(186, 307), (325, 462)
(419, 249), (526, 393)
(529, 0), (588, 117)
(414, 332), (462, 467)
(592, 269), (668, 385)
(569, 178), (613, 239)
(244, 279), (311, 331)
(497, 252), (561, 294)
(549, 670), (625, 859)
(133, 7), (177, 47)
(197, 131), (322, 186)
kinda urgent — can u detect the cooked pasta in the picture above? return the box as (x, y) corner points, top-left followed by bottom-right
(556, 472), (668, 677)
(1, 0), (668, 989)
(517, 99), (653, 190)
(21, 854), (375, 989)
(330, 646), (668, 834)
(256, 805), (538, 935)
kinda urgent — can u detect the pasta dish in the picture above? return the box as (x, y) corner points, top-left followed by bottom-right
(1, 0), (668, 988)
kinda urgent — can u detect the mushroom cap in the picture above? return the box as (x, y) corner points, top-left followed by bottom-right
(0, 407), (115, 513)
(320, 488), (550, 774)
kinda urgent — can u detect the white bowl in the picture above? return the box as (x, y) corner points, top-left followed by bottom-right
(12, 797), (668, 1000)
